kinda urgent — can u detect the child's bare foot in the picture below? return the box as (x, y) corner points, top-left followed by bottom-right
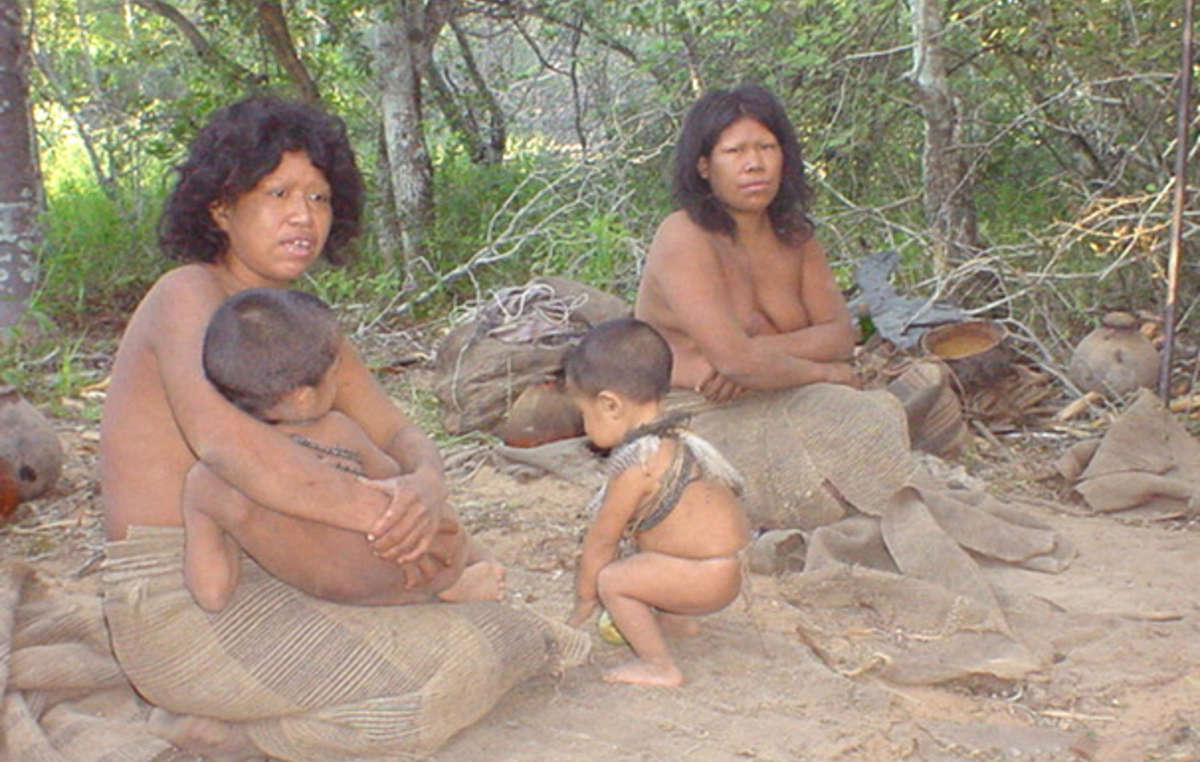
(602, 657), (684, 687)
(657, 612), (701, 638)
(147, 708), (264, 760)
(437, 560), (506, 602)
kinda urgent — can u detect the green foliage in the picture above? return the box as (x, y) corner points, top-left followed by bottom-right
(37, 154), (167, 327)
(17, 0), (1195, 371)
(415, 136), (667, 310)
(0, 326), (110, 416)
(302, 245), (405, 322)
(543, 211), (634, 289)
(428, 145), (540, 275)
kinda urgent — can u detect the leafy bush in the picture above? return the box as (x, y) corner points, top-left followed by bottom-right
(38, 159), (168, 329)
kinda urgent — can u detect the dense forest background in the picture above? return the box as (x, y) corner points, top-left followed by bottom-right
(0, 0), (1196, 410)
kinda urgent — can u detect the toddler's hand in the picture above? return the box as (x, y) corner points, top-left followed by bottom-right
(567, 598), (598, 628)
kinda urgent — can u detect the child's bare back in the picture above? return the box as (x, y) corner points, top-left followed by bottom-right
(565, 318), (751, 686)
(280, 411), (400, 480)
(627, 435), (750, 561)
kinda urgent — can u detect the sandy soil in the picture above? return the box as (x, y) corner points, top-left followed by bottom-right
(428, 457), (1200, 762)
(5, 380), (1199, 762)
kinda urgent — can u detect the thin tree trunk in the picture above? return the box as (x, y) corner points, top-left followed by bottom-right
(1158, 0), (1195, 400)
(422, 15), (505, 164)
(256, 0), (319, 102)
(450, 17), (505, 163)
(0, 0), (41, 333)
(665, 0), (704, 96)
(131, 0), (262, 88)
(31, 49), (116, 200)
(908, 0), (979, 272)
(374, 0), (435, 271)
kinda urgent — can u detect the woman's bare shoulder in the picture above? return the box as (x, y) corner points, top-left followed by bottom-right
(136, 265), (225, 316)
(795, 233), (831, 261)
(137, 264), (217, 302)
(648, 211), (716, 264)
(154, 263), (222, 293)
(653, 209), (706, 240)
(119, 265), (225, 349)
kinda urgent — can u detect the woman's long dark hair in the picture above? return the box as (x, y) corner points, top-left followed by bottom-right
(671, 83), (813, 246)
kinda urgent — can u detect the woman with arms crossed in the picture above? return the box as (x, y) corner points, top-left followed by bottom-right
(635, 83), (859, 402)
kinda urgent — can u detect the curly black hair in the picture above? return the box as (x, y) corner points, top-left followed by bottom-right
(671, 83), (814, 247)
(158, 95), (364, 265)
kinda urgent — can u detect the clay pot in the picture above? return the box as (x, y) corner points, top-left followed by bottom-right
(498, 381), (585, 448)
(1068, 311), (1160, 396)
(919, 320), (1011, 392)
(0, 385), (63, 503)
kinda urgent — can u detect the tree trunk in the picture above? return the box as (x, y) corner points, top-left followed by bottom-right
(424, 15), (506, 164)
(0, 0), (41, 334)
(907, 0), (979, 272)
(373, 0), (436, 272)
(665, 0), (704, 96)
(256, 0), (320, 102)
(132, 0), (263, 89)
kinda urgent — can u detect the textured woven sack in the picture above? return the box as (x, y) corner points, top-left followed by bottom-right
(103, 526), (591, 761)
(433, 277), (628, 435)
(665, 384), (915, 529)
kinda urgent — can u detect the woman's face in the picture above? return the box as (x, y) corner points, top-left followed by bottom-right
(697, 117), (782, 216)
(210, 150), (333, 289)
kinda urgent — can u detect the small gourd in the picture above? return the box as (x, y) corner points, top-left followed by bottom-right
(1067, 312), (1160, 396)
(597, 608), (628, 646)
(0, 385), (64, 507)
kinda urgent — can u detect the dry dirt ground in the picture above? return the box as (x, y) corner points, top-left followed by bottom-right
(4, 364), (1200, 762)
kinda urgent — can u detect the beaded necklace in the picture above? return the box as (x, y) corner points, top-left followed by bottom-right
(289, 434), (367, 478)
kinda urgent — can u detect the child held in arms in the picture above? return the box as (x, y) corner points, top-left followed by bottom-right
(183, 287), (504, 611)
(564, 317), (750, 686)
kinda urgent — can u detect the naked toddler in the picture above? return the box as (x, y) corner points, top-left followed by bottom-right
(564, 318), (750, 686)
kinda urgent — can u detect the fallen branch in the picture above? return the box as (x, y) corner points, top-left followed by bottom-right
(1168, 393), (1200, 413)
(1056, 391), (1104, 421)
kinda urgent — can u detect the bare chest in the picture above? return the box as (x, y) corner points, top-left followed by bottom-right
(713, 239), (812, 335)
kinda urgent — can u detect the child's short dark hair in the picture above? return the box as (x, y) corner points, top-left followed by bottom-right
(203, 288), (341, 418)
(159, 95), (364, 265)
(564, 318), (673, 403)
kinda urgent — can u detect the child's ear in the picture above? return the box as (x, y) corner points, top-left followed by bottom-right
(264, 385), (314, 420)
(596, 390), (623, 417)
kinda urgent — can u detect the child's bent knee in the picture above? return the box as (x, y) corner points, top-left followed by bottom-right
(596, 564), (626, 602)
(183, 467), (253, 527)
